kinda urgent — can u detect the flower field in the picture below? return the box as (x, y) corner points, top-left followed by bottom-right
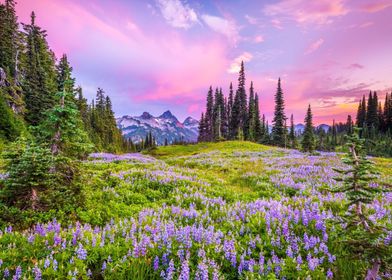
(0, 141), (391, 279)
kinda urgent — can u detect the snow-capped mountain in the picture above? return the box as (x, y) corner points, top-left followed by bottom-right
(293, 123), (330, 134)
(116, 110), (199, 145)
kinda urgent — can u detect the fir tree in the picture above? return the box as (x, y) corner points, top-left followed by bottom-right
(197, 112), (206, 142)
(22, 12), (57, 125)
(247, 81), (255, 141)
(366, 91), (378, 132)
(227, 82), (234, 138)
(205, 86), (214, 141)
(56, 54), (75, 94)
(301, 105), (315, 152)
(346, 115), (353, 135)
(289, 114), (297, 148)
(0, 0), (19, 78)
(254, 93), (262, 142)
(271, 78), (287, 147)
(37, 80), (92, 158)
(332, 131), (390, 280)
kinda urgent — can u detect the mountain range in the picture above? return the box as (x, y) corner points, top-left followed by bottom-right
(117, 111), (331, 145)
(116, 111), (199, 145)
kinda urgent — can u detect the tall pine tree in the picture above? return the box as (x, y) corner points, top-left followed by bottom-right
(302, 105), (315, 152)
(271, 78), (287, 146)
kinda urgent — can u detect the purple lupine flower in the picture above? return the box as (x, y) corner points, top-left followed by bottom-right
(4, 268), (10, 277)
(13, 266), (22, 280)
(196, 261), (209, 280)
(76, 243), (87, 260)
(53, 259), (58, 271)
(327, 269), (333, 278)
(87, 269), (92, 278)
(153, 256), (159, 271)
(33, 266), (42, 280)
(102, 261), (107, 272)
(44, 258), (50, 269)
(179, 259), (190, 280)
(166, 259), (175, 280)
(259, 253), (264, 274)
(307, 254), (319, 271)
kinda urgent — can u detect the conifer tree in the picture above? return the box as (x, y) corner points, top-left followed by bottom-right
(301, 105), (315, 152)
(247, 81), (255, 141)
(384, 93), (392, 132)
(205, 86), (214, 141)
(197, 112), (206, 142)
(227, 82), (234, 139)
(289, 114), (297, 148)
(366, 91), (378, 131)
(23, 12), (57, 125)
(332, 131), (390, 280)
(254, 93), (262, 142)
(56, 54), (75, 94)
(346, 115), (353, 135)
(37, 80), (92, 158)
(0, 0), (19, 78)
(271, 78), (287, 146)
(213, 87), (225, 140)
(238, 61), (248, 138)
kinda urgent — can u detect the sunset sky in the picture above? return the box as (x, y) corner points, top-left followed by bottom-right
(13, 0), (392, 124)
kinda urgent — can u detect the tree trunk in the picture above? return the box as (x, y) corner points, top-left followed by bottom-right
(31, 188), (38, 210)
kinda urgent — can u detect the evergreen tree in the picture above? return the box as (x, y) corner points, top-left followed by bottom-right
(346, 115), (353, 135)
(0, 90), (24, 141)
(254, 93), (262, 142)
(366, 91), (378, 131)
(289, 114), (297, 148)
(227, 82), (234, 139)
(356, 97), (364, 128)
(271, 78), (287, 146)
(332, 131), (390, 279)
(205, 86), (214, 141)
(384, 93), (392, 132)
(22, 12), (57, 125)
(247, 81), (255, 141)
(301, 105), (315, 152)
(332, 119), (337, 146)
(37, 80), (92, 159)
(197, 112), (206, 142)
(0, 0), (19, 78)
(213, 87), (225, 140)
(56, 54), (75, 94)
(238, 61), (248, 138)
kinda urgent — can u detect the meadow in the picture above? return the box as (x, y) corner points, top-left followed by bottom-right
(0, 141), (391, 279)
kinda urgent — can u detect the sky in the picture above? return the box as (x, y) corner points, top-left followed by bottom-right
(11, 0), (392, 124)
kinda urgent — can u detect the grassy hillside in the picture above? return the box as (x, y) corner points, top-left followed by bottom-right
(0, 141), (391, 279)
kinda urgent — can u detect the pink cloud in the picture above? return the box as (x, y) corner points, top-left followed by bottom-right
(264, 0), (348, 25)
(347, 63), (364, 69)
(254, 35), (264, 43)
(305, 39), (324, 54)
(360, 1), (392, 13)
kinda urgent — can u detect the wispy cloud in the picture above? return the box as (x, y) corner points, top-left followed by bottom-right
(264, 0), (348, 25)
(227, 52), (253, 73)
(360, 1), (392, 13)
(155, 0), (198, 29)
(305, 39), (324, 54)
(254, 35), (264, 43)
(347, 63), (364, 69)
(201, 14), (239, 44)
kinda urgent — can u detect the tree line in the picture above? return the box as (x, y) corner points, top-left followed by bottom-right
(198, 61), (392, 156)
(0, 1), (128, 153)
(0, 1), (133, 226)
